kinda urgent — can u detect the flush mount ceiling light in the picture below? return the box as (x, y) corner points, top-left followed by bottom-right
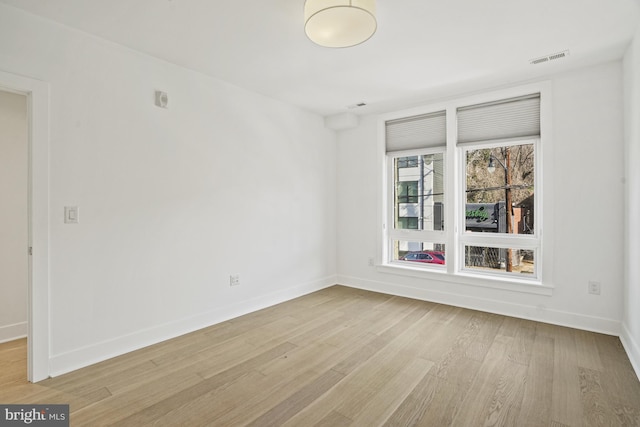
(304, 0), (377, 48)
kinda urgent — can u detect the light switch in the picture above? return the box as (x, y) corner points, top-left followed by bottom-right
(64, 206), (79, 224)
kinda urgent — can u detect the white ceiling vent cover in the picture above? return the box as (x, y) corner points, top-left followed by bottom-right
(347, 102), (367, 109)
(530, 50), (570, 65)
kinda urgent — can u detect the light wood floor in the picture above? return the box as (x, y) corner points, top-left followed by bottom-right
(1, 285), (639, 426)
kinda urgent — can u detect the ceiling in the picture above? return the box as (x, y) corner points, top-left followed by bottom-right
(2, 0), (639, 116)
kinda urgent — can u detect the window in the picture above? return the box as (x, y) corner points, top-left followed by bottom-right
(389, 152), (446, 266)
(460, 141), (537, 276)
(457, 94), (540, 279)
(386, 111), (447, 267)
(383, 90), (543, 284)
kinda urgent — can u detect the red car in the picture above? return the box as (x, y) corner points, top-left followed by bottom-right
(400, 251), (446, 265)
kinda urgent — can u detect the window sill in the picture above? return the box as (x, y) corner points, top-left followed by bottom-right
(376, 263), (554, 296)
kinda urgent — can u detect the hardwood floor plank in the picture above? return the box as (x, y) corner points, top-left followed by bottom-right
(147, 326), (242, 366)
(183, 368), (323, 426)
(575, 329), (604, 371)
(206, 332), (384, 426)
(591, 336), (640, 426)
(349, 357), (434, 425)
(245, 369), (345, 427)
(257, 331), (377, 380)
(450, 335), (528, 426)
(285, 313), (355, 348)
(313, 410), (352, 427)
(515, 334), (554, 427)
(113, 342), (296, 426)
(46, 360), (157, 397)
(418, 321), (465, 362)
(331, 303), (431, 376)
(551, 326), (584, 424)
(431, 312), (486, 386)
(386, 373), (471, 427)
(503, 318), (537, 366)
(578, 367), (616, 427)
(283, 319), (434, 426)
(152, 369), (268, 427)
(71, 371), (204, 426)
(383, 372), (440, 426)
(158, 338), (257, 381)
(376, 300), (434, 340)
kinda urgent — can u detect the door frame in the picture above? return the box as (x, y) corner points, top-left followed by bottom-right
(0, 69), (50, 382)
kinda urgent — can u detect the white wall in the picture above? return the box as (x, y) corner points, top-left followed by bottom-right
(623, 23), (640, 378)
(0, 90), (28, 343)
(0, 4), (337, 375)
(337, 61), (625, 335)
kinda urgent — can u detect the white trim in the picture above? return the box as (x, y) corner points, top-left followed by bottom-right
(386, 146), (445, 158)
(377, 119), (387, 267)
(446, 105), (458, 276)
(49, 276), (336, 377)
(621, 323), (640, 382)
(0, 69), (50, 383)
(0, 322), (28, 344)
(376, 264), (553, 296)
(458, 233), (539, 248)
(337, 276), (619, 335)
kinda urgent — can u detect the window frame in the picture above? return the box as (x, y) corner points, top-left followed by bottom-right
(378, 82), (553, 295)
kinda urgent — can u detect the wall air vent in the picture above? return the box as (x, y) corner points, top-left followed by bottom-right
(530, 50), (570, 65)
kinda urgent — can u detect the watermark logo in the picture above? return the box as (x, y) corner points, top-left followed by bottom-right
(0, 405), (69, 426)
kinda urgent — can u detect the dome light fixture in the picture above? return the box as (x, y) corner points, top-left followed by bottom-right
(304, 0), (377, 48)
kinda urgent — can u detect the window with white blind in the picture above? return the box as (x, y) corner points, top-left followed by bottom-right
(458, 94), (540, 279)
(383, 88), (544, 285)
(386, 112), (446, 267)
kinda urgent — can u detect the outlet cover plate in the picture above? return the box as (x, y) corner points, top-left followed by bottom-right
(588, 281), (601, 295)
(230, 274), (240, 287)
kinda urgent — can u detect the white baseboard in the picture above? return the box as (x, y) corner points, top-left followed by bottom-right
(621, 323), (640, 381)
(49, 276), (336, 377)
(337, 275), (621, 336)
(0, 321), (27, 344)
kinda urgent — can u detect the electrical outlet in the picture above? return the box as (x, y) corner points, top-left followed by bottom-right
(588, 281), (601, 295)
(368, 257), (375, 267)
(230, 274), (240, 287)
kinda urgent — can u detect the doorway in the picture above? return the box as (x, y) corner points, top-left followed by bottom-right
(0, 90), (28, 378)
(0, 70), (50, 382)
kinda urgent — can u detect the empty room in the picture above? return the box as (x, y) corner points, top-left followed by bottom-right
(1, 0), (640, 426)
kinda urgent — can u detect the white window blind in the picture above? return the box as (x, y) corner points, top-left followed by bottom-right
(457, 94), (540, 144)
(386, 111), (446, 152)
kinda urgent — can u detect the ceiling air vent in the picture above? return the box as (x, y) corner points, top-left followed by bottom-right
(530, 50), (570, 65)
(347, 102), (367, 109)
